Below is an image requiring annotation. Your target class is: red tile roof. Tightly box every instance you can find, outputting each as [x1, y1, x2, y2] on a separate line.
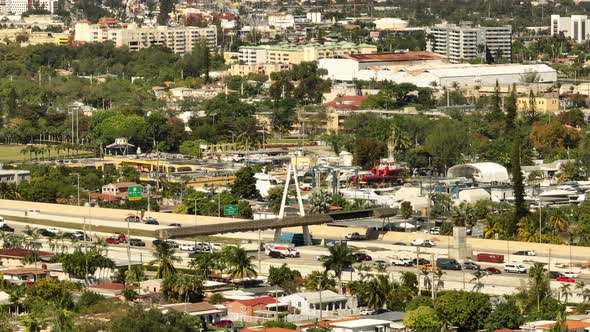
[230, 296, 277, 307]
[0, 248, 54, 259]
[90, 283, 138, 291]
[323, 95, 368, 110]
[2, 268, 49, 275]
[537, 321, 590, 330]
[348, 51, 442, 63]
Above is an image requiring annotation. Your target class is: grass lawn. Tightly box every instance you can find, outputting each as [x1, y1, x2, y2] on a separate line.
[0, 145, 93, 162]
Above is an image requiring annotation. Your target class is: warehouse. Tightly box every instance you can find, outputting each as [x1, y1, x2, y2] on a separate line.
[318, 59, 557, 88]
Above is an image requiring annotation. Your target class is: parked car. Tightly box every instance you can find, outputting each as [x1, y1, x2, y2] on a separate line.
[269, 250, 286, 259]
[210, 243, 222, 251]
[0, 223, 14, 232]
[37, 228, 56, 237]
[513, 250, 536, 256]
[374, 260, 387, 266]
[124, 215, 141, 223]
[412, 258, 430, 266]
[353, 253, 372, 262]
[562, 271, 579, 278]
[169, 223, 182, 228]
[504, 264, 527, 274]
[411, 239, 435, 247]
[143, 217, 159, 225]
[549, 271, 564, 279]
[213, 320, 233, 328]
[345, 232, 365, 241]
[129, 238, 146, 247]
[430, 227, 441, 235]
[179, 243, 196, 251]
[556, 276, 575, 283]
[462, 261, 481, 270]
[106, 234, 127, 244]
[391, 257, 412, 266]
[437, 258, 462, 270]
[485, 267, 502, 275]
[359, 309, 375, 316]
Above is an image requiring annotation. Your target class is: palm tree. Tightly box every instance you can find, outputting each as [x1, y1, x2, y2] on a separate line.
[471, 269, 486, 292]
[151, 242, 181, 279]
[421, 269, 431, 291]
[189, 252, 221, 279]
[559, 283, 573, 303]
[323, 243, 355, 291]
[95, 238, 109, 256]
[224, 246, 257, 280]
[389, 125, 411, 159]
[451, 202, 475, 227]
[528, 262, 550, 305]
[174, 273, 202, 303]
[366, 275, 390, 310]
[304, 271, 336, 291]
[434, 269, 445, 294]
[548, 213, 569, 234]
[308, 189, 331, 214]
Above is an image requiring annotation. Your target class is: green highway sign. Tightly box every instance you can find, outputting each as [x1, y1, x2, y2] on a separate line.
[128, 185, 142, 201]
[224, 204, 239, 217]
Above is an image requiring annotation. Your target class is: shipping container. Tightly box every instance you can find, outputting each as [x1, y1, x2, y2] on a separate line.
[475, 253, 504, 263]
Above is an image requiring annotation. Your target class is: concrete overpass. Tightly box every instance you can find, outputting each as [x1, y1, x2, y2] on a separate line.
[156, 208, 397, 239]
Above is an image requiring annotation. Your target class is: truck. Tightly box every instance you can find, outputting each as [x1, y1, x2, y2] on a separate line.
[410, 239, 435, 247]
[475, 253, 504, 263]
[265, 243, 300, 258]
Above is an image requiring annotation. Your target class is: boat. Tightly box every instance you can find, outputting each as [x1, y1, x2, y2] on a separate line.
[539, 186, 580, 203]
[350, 159, 406, 185]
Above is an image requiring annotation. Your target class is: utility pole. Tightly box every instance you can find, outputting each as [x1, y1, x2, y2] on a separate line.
[74, 173, 80, 206]
[147, 184, 151, 213]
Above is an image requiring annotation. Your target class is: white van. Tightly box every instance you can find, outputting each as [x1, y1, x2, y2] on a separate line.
[504, 264, 527, 274]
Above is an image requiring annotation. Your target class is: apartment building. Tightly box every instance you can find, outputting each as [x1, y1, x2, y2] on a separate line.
[516, 94, 560, 113]
[228, 63, 290, 76]
[5, 0, 57, 15]
[238, 42, 377, 65]
[74, 21, 217, 54]
[551, 15, 589, 43]
[426, 23, 512, 63]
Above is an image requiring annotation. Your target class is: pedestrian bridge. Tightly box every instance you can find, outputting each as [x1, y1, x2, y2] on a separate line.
[155, 208, 397, 239]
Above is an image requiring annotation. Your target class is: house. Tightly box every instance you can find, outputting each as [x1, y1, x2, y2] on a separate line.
[90, 182, 141, 202]
[160, 302, 225, 323]
[0, 248, 54, 268]
[323, 96, 368, 111]
[225, 296, 287, 321]
[140, 278, 163, 294]
[241, 328, 298, 332]
[88, 282, 138, 297]
[331, 319, 394, 332]
[0, 169, 30, 185]
[281, 290, 351, 317]
[1, 268, 50, 283]
[529, 320, 590, 332]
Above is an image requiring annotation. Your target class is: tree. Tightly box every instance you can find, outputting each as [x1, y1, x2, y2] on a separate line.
[400, 201, 413, 219]
[403, 306, 439, 332]
[406, 296, 434, 311]
[268, 264, 302, 293]
[424, 119, 469, 173]
[434, 291, 491, 331]
[528, 262, 551, 308]
[451, 202, 476, 227]
[189, 252, 221, 279]
[162, 273, 203, 303]
[151, 242, 181, 279]
[223, 246, 257, 280]
[485, 299, 523, 330]
[505, 86, 517, 133]
[471, 269, 487, 292]
[559, 283, 572, 303]
[323, 244, 354, 290]
[511, 138, 527, 235]
[489, 80, 504, 120]
[309, 189, 331, 214]
[110, 306, 202, 332]
[353, 138, 388, 169]
[231, 166, 259, 199]
[304, 271, 336, 291]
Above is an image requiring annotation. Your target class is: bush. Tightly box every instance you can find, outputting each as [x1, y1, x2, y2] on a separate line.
[76, 291, 105, 311]
[263, 321, 297, 330]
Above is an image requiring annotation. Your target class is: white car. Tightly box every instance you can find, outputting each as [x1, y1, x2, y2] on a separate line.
[562, 271, 579, 278]
[504, 264, 527, 274]
[179, 243, 196, 251]
[46, 228, 59, 234]
[210, 243, 222, 251]
[390, 257, 413, 266]
[411, 239, 435, 247]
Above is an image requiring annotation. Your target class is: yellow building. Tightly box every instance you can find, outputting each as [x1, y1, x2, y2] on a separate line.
[516, 95, 560, 113]
[228, 63, 290, 77]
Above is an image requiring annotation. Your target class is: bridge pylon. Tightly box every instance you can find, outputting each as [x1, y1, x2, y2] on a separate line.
[273, 163, 312, 245]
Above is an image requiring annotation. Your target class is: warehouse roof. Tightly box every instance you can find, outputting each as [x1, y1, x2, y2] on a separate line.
[348, 51, 442, 63]
[447, 162, 510, 183]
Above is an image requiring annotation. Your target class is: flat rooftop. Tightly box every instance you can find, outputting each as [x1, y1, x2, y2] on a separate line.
[348, 51, 442, 63]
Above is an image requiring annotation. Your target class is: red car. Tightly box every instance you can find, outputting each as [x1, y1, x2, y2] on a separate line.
[213, 320, 233, 328]
[106, 234, 127, 244]
[485, 267, 502, 275]
[556, 276, 575, 283]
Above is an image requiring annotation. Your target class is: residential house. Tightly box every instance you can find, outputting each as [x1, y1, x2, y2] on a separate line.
[88, 282, 138, 297]
[1, 268, 50, 283]
[516, 94, 560, 113]
[90, 182, 141, 202]
[225, 296, 287, 321]
[160, 302, 225, 323]
[521, 320, 590, 332]
[331, 319, 394, 332]
[0, 248, 54, 268]
[281, 290, 351, 317]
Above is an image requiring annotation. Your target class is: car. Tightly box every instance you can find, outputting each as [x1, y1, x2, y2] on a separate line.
[420, 263, 439, 272]
[316, 255, 328, 261]
[0, 224, 14, 232]
[169, 223, 182, 228]
[37, 228, 56, 237]
[411, 239, 435, 247]
[345, 232, 365, 241]
[124, 215, 140, 223]
[129, 238, 146, 247]
[513, 250, 536, 256]
[430, 227, 441, 235]
[269, 250, 286, 259]
[549, 271, 564, 279]
[556, 276, 576, 283]
[504, 264, 527, 274]
[412, 258, 430, 266]
[165, 240, 179, 248]
[195, 242, 211, 252]
[179, 243, 196, 251]
[359, 309, 375, 316]
[392, 242, 407, 246]
[462, 261, 481, 270]
[353, 253, 372, 262]
[46, 228, 59, 234]
[484, 267, 502, 275]
[72, 231, 90, 241]
[374, 260, 387, 266]
[562, 271, 579, 278]
[213, 320, 233, 328]
[437, 258, 462, 270]
[210, 243, 222, 251]
[143, 217, 159, 225]
[391, 257, 412, 266]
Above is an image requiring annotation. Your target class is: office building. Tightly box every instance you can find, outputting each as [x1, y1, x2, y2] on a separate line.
[74, 20, 217, 55]
[5, 0, 57, 15]
[426, 23, 512, 63]
[238, 42, 377, 65]
[550, 15, 589, 43]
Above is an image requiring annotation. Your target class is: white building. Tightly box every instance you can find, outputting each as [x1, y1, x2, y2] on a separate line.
[6, 0, 57, 15]
[373, 18, 409, 30]
[281, 290, 351, 317]
[268, 14, 295, 29]
[0, 169, 30, 184]
[74, 22, 217, 55]
[331, 319, 394, 332]
[319, 59, 557, 88]
[550, 14, 590, 43]
[307, 12, 322, 24]
[427, 23, 512, 63]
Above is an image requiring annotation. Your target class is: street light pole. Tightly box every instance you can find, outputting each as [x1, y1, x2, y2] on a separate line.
[147, 184, 151, 213]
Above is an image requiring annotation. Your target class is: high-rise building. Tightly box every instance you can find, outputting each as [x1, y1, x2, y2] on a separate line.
[74, 20, 217, 55]
[551, 15, 589, 43]
[426, 23, 512, 63]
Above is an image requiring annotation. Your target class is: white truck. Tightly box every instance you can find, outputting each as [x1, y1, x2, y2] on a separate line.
[265, 243, 300, 258]
[410, 239, 435, 247]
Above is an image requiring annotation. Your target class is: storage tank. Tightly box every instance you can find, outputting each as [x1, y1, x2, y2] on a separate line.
[339, 151, 353, 166]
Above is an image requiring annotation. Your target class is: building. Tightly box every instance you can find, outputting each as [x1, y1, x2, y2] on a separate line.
[228, 63, 290, 77]
[1, 268, 50, 283]
[516, 94, 560, 113]
[160, 302, 225, 323]
[88, 282, 139, 297]
[331, 319, 394, 332]
[225, 297, 285, 320]
[373, 18, 409, 30]
[551, 15, 590, 43]
[238, 42, 378, 65]
[427, 23, 512, 63]
[90, 182, 141, 202]
[268, 14, 295, 29]
[0, 169, 30, 184]
[332, 51, 443, 72]
[281, 290, 351, 317]
[74, 19, 217, 55]
[5, 0, 57, 15]
[0, 248, 54, 267]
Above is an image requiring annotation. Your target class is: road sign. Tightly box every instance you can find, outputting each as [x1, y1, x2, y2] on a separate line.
[128, 185, 142, 201]
[224, 204, 239, 217]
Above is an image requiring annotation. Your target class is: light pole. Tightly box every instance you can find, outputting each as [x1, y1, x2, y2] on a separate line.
[72, 173, 80, 206]
[188, 198, 198, 248]
[147, 184, 151, 213]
